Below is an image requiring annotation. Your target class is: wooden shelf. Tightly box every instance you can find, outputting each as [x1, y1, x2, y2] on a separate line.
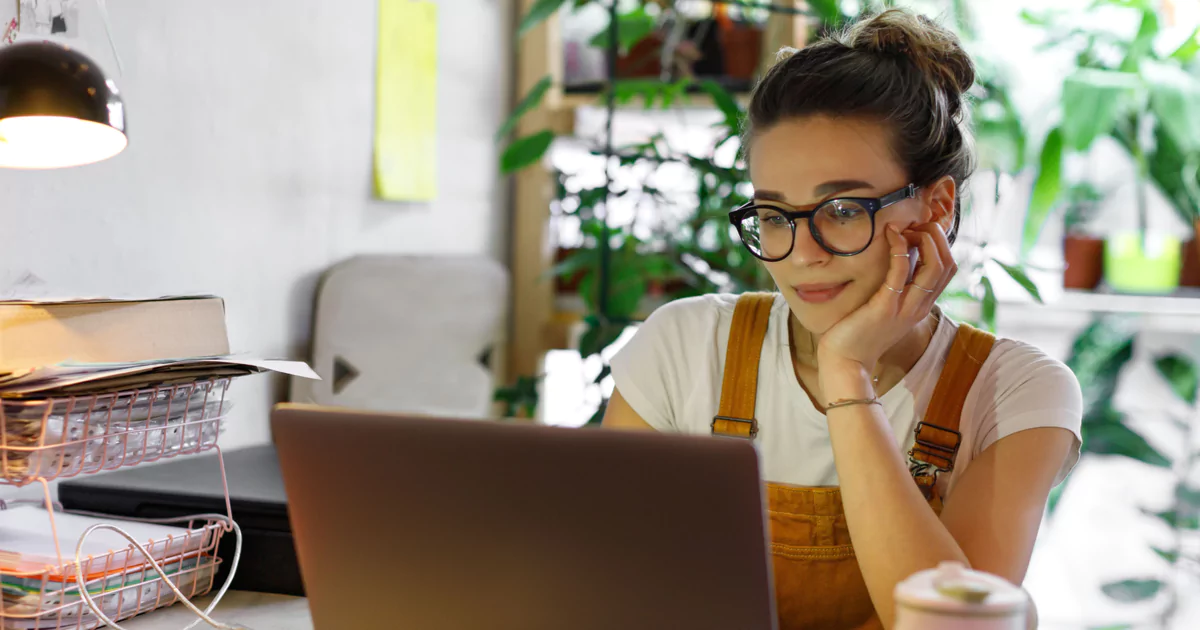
[547, 290, 1200, 350]
[558, 91, 751, 111]
[505, 1, 810, 387]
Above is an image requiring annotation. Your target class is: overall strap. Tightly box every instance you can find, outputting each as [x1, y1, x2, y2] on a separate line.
[909, 323, 996, 498]
[711, 293, 776, 439]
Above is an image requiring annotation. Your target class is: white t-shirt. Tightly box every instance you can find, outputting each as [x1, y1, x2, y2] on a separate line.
[610, 293, 1083, 498]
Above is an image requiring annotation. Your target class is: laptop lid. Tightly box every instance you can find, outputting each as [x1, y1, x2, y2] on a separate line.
[271, 403, 776, 630]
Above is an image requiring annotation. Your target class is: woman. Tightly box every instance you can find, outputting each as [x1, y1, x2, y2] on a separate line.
[603, 8, 1082, 630]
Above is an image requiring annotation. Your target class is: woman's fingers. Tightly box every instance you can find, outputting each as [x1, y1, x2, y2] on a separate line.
[882, 225, 913, 303]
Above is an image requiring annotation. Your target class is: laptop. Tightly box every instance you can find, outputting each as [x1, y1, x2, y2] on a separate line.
[271, 403, 777, 630]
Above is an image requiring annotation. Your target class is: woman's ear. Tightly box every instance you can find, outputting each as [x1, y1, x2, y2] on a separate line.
[924, 176, 957, 231]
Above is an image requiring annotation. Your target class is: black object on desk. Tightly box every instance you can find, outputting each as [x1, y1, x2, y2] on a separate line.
[58, 445, 303, 596]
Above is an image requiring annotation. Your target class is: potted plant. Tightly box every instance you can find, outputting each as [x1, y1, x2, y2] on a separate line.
[1061, 183, 1106, 290]
[1020, 4, 1200, 295]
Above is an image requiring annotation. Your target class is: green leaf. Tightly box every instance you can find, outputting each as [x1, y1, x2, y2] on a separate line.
[993, 260, 1044, 303]
[1153, 546, 1180, 563]
[1066, 317, 1135, 420]
[608, 273, 648, 319]
[1019, 9, 1052, 26]
[807, 0, 845, 26]
[1177, 484, 1200, 511]
[1100, 579, 1165, 603]
[588, 6, 657, 56]
[1023, 128, 1064, 255]
[493, 375, 541, 418]
[496, 76, 552, 143]
[699, 80, 743, 137]
[593, 364, 612, 385]
[611, 79, 664, 107]
[1170, 26, 1200, 64]
[1148, 508, 1200, 529]
[979, 276, 997, 333]
[1154, 354, 1198, 404]
[1119, 9, 1159, 73]
[1061, 69, 1140, 152]
[1083, 419, 1171, 467]
[518, 0, 570, 37]
[586, 398, 608, 426]
[1145, 62, 1200, 154]
[1046, 476, 1070, 516]
[549, 248, 595, 279]
[579, 317, 625, 357]
[660, 79, 692, 109]
[500, 130, 555, 174]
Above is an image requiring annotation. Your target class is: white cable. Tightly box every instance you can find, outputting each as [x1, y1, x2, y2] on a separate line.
[93, 0, 124, 75]
[72, 514, 253, 630]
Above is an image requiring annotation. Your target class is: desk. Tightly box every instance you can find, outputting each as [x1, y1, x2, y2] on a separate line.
[120, 591, 312, 630]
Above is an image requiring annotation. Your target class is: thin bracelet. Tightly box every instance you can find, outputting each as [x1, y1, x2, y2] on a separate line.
[824, 398, 882, 412]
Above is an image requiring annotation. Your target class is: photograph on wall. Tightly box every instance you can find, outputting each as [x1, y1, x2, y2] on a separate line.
[2, 1, 17, 45]
[18, 0, 79, 38]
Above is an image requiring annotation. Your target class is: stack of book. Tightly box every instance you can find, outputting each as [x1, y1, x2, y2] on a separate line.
[0, 294, 316, 628]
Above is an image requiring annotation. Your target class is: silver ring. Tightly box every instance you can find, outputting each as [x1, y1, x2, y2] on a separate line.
[891, 253, 910, 258]
[911, 283, 934, 293]
[884, 284, 904, 294]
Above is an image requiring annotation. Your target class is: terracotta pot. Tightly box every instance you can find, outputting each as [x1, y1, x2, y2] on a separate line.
[1181, 220, 1200, 287]
[614, 33, 664, 79]
[553, 247, 586, 294]
[720, 25, 763, 80]
[1063, 235, 1104, 290]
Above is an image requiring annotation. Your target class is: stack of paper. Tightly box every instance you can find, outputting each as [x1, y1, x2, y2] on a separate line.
[0, 506, 209, 576]
[0, 355, 318, 398]
[0, 507, 218, 625]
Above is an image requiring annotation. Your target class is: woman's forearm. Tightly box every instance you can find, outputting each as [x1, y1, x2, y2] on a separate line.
[821, 362, 969, 629]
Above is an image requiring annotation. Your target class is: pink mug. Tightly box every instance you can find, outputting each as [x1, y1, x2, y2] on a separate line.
[894, 562, 1028, 630]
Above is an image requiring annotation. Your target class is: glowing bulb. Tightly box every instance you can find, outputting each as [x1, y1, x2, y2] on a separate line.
[0, 116, 128, 169]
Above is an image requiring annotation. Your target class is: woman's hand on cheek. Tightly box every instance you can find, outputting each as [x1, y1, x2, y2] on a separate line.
[815, 221, 956, 387]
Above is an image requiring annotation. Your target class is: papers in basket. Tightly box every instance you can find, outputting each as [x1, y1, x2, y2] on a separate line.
[0, 356, 319, 397]
[0, 507, 210, 577]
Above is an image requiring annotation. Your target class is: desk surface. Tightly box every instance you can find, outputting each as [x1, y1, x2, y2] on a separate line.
[120, 591, 312, 630]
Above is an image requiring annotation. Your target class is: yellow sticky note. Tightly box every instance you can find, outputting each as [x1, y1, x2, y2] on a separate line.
[374, 0, 438, 201]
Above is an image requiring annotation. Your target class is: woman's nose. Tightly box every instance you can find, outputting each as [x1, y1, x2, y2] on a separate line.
[787, 221, 832, 266]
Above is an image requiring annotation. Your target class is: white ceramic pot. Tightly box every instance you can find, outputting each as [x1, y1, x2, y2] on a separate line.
[894, 562, 1027, 630]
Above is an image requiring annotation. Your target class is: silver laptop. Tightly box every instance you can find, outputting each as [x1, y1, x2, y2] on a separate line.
[271, 403, 776, 630]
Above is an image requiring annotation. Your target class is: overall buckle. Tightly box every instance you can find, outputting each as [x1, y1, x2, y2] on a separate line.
[912, 422, 961, 471]
[711, 416, 758, 439]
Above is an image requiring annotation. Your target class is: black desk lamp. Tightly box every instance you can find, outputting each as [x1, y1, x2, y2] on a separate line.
[0, 41, 126, 169]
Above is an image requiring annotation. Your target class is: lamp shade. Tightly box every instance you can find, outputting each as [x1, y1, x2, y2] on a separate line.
[0, 41, 127, 169]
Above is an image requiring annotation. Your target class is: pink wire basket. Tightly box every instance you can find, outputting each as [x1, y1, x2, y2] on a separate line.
[0, 514, 225, 629]
[0, 379, 231, 486]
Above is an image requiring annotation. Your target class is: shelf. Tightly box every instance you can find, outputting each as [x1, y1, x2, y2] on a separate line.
[559, 80, 753, 111]
[550, 290, 1200, 348]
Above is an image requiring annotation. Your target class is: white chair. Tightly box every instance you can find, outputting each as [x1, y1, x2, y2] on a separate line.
[289, 255, 509, 418]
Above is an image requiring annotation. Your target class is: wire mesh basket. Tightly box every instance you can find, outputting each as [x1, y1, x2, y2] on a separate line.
[0, 514, 224, 629]
[0, 379, 231, 486]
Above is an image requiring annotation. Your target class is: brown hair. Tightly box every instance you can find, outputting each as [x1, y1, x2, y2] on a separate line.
[745, 8, 976, 243]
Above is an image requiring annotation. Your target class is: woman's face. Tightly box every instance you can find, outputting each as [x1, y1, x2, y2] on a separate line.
[747, 115, 949, 335]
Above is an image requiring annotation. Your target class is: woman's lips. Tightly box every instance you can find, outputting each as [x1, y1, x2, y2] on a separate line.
[792, 281, 849, 304]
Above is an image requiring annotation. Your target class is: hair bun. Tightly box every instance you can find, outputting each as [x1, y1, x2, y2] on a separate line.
[845, 8, 975, 100]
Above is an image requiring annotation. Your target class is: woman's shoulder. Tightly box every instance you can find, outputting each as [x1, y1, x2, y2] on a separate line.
[641, 292, 757, 331]
[963, 325, 1083, 419]
[986, 334, 1079, 388]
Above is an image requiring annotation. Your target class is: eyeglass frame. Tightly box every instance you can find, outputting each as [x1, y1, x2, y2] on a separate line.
[728, 183, 919, 260]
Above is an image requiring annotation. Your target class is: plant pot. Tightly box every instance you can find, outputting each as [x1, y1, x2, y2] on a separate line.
[1103, 232, 1183, 294]
[614, 33, 664, 79]
[719, 25, 763, 80]
[1063, 234, 1105, 290]
[553, 247, 586, 294]
[1180, 219, 1200, 287]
